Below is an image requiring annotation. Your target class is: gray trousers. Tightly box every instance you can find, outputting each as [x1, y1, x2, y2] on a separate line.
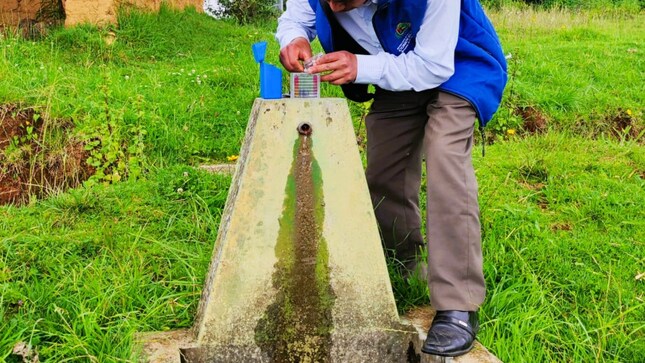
[365, 89, 485, 311]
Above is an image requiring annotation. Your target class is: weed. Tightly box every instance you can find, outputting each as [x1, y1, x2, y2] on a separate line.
[387, 248, 430, 314]
[80, 76, 147, 186]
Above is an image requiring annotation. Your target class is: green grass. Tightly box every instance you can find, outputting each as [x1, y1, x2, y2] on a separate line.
[0, 6, 277, 166]
[488, 7, 644, 136]
[0, 166, 229, 362]
[477, 133, 644, 362]
[1, 5, 644, 363]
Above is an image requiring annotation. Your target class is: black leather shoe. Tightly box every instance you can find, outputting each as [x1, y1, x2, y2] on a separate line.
[421, 310, 479, 357]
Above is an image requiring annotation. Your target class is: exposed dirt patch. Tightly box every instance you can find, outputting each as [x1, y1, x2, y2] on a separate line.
[609, 108, 642, 141]
[516, 106, 548, 134]
[551, 222, 572, 232]
[0, 104, 94, 205]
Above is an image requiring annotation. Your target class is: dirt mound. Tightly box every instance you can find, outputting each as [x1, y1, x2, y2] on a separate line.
[516, 106, 548, 134]
[0, 104, 94, 205]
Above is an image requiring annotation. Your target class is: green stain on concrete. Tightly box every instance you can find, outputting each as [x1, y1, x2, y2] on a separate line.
[254, 135, 336, 362]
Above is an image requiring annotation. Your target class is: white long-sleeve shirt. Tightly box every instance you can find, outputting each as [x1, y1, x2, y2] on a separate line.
[275, 0, 460, 92]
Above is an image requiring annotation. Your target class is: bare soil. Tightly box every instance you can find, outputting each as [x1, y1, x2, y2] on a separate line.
[516, 106, 548, 134]
[0, 104, 93, 205]
[609, 108, 641, 140]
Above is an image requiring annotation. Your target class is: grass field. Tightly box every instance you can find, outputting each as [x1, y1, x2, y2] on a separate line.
[1, 4, 643, 363]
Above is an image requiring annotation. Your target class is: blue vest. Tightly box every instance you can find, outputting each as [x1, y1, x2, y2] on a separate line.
[307, 0, 507, 125]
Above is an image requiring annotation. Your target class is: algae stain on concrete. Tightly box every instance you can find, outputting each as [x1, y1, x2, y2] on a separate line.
[254, 134, 335, 362]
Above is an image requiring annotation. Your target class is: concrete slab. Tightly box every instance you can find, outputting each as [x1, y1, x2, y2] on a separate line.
[198, 164, 236, 175]
[136, 329, 196, 363]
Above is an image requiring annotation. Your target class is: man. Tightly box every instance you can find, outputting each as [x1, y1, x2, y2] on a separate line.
[276, 0, 507, 357]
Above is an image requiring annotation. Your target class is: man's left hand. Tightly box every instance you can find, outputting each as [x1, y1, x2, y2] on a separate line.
[307, 51, 357, 85]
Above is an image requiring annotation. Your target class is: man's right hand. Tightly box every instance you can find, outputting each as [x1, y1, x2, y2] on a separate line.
[279, 37, 313, 73]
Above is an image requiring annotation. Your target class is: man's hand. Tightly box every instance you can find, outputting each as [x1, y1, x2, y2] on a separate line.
[279, 37, 313, 72]
[307, 51, 357, 85]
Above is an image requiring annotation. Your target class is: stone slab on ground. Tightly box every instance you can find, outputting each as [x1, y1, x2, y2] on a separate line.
[199, 163, 236, 175]
[136, 329, 196, 363]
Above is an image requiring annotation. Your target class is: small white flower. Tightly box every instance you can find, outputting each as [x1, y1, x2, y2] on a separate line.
[124, 75, 130, 80]
[183, 172, 189, 177]
[177, 188, 184, 194]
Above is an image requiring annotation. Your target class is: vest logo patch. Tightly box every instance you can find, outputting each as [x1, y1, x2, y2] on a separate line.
[396, 33, 413, 53]
[395, 22, 411, 38]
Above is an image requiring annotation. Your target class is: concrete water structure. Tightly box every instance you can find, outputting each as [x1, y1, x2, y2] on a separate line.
[138, 98, 502, 363]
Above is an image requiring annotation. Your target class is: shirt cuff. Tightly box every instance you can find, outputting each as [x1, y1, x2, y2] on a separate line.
[276, 30, 311, 49]
[355, 54, 385, 85]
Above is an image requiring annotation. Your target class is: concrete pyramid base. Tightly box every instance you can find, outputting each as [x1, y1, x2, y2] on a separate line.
[137, 306, 501, 363]
[136, 99, 501, 363]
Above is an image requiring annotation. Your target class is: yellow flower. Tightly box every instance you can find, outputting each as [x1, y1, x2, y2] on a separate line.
[227, 155, 239, 162]
[507, 128, 516, 135]
[626, 109, 632, 116]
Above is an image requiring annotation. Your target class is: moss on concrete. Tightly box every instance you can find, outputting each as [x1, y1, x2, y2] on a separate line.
[254, 135, 336, 362]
